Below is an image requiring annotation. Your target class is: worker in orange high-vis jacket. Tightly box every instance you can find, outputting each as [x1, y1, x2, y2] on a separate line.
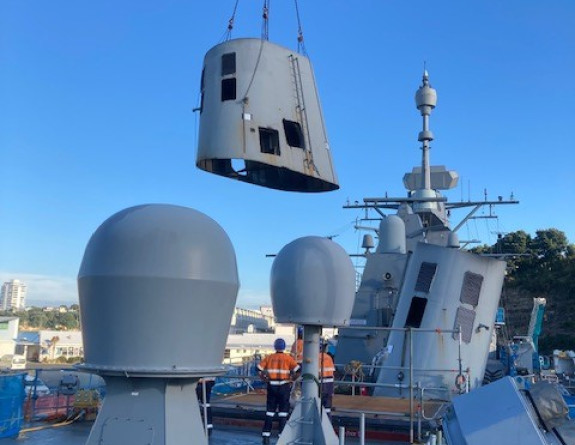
[290, 326, 303, 364]
[257, 338, 300, 444]
[319, 342, 336, 418]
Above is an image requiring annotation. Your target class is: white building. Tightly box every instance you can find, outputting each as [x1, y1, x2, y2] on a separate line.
[230, 307, 274, 334]
[0, 316, 20, 357]
[224, 332, 296, 365]
[1, 279, 27, 311]
[38, 330, 83, 362]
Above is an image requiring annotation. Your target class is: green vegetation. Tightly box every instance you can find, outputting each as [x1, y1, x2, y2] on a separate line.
[0, 306, 80, 330]
[472, 228, 575, 354]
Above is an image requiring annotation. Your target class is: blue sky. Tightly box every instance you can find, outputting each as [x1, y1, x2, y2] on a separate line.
[1, 1, 574, 308]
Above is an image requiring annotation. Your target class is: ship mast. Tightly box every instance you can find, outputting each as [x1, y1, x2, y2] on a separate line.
[416, 69, 436, 194]
[343, 70, 518, 247]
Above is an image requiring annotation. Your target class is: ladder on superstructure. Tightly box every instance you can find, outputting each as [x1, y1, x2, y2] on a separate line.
[289, 54, 317, 176]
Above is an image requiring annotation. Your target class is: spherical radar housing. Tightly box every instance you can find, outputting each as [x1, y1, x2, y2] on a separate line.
[78, 204, 239, 376]
[271, 236, 355, 326]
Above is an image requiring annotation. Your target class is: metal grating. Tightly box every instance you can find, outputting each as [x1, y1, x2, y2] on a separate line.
[414, 262, 437, 293]
[460, 272, 483, 306]
[452, 306, 476, 343]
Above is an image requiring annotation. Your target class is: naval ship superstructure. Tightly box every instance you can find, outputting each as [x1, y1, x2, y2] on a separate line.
[335, 71, 519, 398]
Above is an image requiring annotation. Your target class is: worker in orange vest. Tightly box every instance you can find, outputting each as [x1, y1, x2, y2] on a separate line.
[290, 326, 303, 364]
[257, 338, 300, 444]
[319, 342, 336, 417]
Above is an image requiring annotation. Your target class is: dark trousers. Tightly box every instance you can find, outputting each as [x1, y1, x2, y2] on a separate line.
[321, 382, 334, 417]
[262, 383, 291, 437]
[196, 380, 215, 432]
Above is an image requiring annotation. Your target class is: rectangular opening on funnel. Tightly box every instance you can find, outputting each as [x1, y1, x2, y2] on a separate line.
[221, 53, 236, 76]
[405, 296, 428, 328]
[221, 78, 236, 101]
[283, 119, 306, 149]
[259, 128, 280, 155]
[415, 262, 437, 293]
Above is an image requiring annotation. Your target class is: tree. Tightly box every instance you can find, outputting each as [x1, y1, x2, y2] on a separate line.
[532, 228, 570, 260]
[49, 336, 60, 360]
[28, 310, 48, 329]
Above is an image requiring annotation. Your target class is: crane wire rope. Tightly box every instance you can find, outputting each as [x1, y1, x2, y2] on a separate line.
[219, 0, 240, 43]
[261, 0, 270, 41]
[294, 0, 307, 55]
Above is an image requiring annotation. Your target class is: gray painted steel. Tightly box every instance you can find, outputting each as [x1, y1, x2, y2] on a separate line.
[374, 243, 505, 397]
[376, 216, 406, 254]
[270, 236, 355, 326]
[197, 38, 338, 192]
[78, 204, 239, 445]
[277, 325, 339, 445]
[335, 72, 511, 402]
[442, 377, 574, 445]
[271, 237, 354, 445]
[78, 204, 239, 375]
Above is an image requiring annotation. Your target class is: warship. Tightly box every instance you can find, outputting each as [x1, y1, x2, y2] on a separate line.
[3, 3, 575, 445]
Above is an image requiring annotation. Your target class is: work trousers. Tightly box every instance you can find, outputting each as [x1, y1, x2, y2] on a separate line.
[262, 383, 291, 437]
[321, 381, 334, 417]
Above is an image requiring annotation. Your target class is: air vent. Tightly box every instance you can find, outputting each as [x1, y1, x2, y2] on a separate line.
[460, 271, 483, 306]
[453, 306, 476, 343]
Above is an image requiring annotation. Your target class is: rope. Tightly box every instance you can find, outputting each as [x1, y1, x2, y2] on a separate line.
[224, 0, 240, 41]
[218, 0, 240, 42]
[343, 360, 365, 381]
[294, 0, 307, 55]
[261, 0, 270, 41]
[301, 373, 321, 392]
[20, 410, 85, 433]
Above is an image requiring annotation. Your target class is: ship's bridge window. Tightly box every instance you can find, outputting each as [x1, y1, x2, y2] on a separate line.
[415, 262, 437, 293]
[221, 52, 236, 76]
[259, 127, 280, 155]
[405, 296, 428, 328]
[221, 78, 236, 101]
[283, 119, 305, 149]
[460, 272, 483, 306]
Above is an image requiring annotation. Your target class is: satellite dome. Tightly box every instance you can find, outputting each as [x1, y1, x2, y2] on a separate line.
[270, 236, 355, 326]
[78, 204, 239, 376]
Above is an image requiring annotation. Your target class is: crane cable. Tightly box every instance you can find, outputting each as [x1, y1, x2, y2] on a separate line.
[223, 0, 307, 54]
[261, 0, 270, 41]
[294, 0, 307, 55]
[221, 0, 240, 42]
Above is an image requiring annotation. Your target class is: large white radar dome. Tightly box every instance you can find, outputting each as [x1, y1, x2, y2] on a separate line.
[78, 204, 239, 376]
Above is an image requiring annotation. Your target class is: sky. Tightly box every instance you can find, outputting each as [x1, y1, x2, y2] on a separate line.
[1, 1, 574, 308]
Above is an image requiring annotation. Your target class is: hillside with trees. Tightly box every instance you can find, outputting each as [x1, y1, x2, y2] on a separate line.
[0, 305, 80, 330]
[473, 228, 575, 354]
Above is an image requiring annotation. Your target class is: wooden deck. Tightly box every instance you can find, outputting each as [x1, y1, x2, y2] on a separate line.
[212, 391, 445, 420]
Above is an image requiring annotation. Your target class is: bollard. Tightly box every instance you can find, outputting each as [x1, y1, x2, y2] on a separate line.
[338, 426, 346, 445]
[359, 412, 365, 445]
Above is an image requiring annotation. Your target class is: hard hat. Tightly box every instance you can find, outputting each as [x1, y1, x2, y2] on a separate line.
[274, 338, 286, 351]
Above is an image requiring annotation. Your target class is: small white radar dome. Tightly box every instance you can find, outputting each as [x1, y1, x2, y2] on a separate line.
[270, 236, 355, 326]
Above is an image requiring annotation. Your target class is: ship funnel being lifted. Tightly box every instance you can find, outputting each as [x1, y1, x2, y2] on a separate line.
[196, 38, 339, 192]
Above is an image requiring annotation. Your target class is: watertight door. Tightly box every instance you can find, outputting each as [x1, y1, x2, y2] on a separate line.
[196, 38, 339, 192]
